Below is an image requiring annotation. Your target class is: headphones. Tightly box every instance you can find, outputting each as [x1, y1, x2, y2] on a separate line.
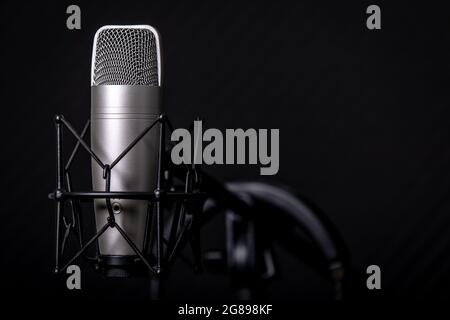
[202, 181, 346, 300]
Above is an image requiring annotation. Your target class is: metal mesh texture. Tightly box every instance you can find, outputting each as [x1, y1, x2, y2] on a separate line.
[93, 27, 158, 86]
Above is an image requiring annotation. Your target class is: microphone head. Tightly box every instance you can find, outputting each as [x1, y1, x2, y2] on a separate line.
[91, 25, 161, 86]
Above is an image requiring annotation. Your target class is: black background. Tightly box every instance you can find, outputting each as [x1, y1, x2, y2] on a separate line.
[1, 0, 450, 302]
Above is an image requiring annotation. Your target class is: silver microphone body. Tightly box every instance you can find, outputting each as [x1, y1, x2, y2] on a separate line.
[90, 26, 162, 261]
[91, 86, 160, 256]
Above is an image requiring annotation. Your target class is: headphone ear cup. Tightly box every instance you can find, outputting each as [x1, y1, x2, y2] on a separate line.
[224, 181, 346, 299]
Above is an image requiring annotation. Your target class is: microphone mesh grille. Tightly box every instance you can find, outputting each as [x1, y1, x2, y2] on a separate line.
[93, 28, 158, 86]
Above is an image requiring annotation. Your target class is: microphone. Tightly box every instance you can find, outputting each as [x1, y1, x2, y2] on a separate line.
[90, 25, 162, 274]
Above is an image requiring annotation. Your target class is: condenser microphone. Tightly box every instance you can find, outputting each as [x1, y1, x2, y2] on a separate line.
[90, 25, 162, 274]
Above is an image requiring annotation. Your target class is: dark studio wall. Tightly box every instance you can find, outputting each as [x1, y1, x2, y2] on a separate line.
[1, 0, 450, 302]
